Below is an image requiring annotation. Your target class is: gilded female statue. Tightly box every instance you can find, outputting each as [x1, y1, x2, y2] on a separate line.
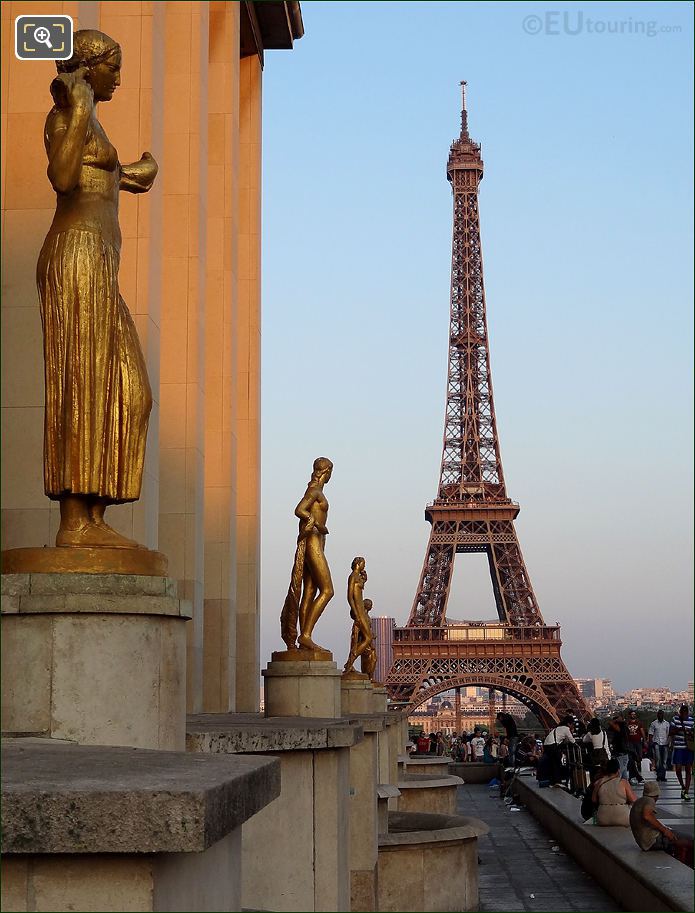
[38, 30, 158, 548]
[343, 557, 374, 675]
[280, 457, 335, 653]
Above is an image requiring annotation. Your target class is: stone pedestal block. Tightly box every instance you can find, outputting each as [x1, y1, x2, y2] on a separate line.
[187, 714, 362, 912]
[1, 573, 191, 750]
[396, 774, 465, 815]
[371, 686, 388, 712]
[263, 659, 342, 719]
[378, 812, 489, 913]
[340, 677, 374, 715]
[345, 718, 380, 912]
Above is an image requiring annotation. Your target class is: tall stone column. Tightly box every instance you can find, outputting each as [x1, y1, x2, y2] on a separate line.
[157, 1, 209, 714]
[235, 52, 262, 712]
[202, 0, 240, 712]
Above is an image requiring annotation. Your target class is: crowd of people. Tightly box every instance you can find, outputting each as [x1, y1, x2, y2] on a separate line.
[408, 712, 540, 768]
[542, 704, 694, 868]
[408, 703, 694, 869]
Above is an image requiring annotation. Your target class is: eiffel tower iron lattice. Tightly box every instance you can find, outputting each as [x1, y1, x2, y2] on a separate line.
[385, 84, 589, 727]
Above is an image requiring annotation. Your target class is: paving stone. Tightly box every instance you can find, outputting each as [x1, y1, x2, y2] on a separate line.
[459, 784, 622, 913]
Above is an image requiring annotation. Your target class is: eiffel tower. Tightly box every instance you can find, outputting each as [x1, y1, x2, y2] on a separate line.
[385, 84, 589, 727]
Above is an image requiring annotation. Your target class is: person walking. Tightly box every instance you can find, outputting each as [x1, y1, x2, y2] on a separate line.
[496, 712, 519, 766]
[670, 704, 694, 801]
[471, 729, 485, 761]
[608, 713, 631, 781]
[648, 710, 671, 783]
[626, 710, 645, 783]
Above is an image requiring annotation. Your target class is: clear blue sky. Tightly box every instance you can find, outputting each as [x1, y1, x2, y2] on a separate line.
[259, 1, 694, 694]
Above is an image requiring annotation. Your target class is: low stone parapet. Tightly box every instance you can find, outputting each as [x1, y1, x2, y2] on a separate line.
[1, 739, 280, 912]
[448, 760, 501, 783]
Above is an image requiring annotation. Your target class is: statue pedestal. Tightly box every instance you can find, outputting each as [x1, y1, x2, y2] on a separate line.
[371, 685, 388, 712]
[1, 572, 190, 750]
[263, 658, 342, 719]
[340, 675, 375, 715]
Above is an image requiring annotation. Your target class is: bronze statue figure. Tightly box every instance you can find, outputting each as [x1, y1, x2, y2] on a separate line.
[38, 30, 158, 549]
[359, 598, 378, 679]
[343, 557, 374, 676]
[280, 457, 335, 653]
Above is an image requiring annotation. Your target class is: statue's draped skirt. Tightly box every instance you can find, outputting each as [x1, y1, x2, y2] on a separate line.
[37, 229, 152, 502]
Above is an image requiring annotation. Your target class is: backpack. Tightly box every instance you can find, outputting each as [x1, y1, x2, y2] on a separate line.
[580, 788, 595, 822]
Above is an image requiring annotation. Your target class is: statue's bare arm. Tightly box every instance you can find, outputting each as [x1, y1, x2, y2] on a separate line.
[120, 153, 158, 193]
[295, 485, 328, 535]
[46, 71, 93, 194]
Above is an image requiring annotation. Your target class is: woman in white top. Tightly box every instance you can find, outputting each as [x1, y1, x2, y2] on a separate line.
[583, 717, 611, 772]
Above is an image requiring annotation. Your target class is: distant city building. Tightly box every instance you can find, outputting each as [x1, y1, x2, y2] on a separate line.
[574, 678, 613, 706]
[688, 681, 694, 706]
[408, 690, 528, 735]
[371, 616, 395, 684]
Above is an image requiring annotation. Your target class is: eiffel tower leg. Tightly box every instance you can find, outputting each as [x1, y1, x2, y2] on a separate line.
[488, 523, 542, 626]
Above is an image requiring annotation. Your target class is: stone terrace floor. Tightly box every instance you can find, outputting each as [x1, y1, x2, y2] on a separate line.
[459, 783, 621, 912]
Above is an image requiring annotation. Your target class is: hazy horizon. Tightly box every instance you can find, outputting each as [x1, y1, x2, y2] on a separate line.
[259, 1, 694, 695]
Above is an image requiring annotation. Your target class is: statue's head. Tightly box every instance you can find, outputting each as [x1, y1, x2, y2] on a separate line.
[351, 556, 365, 571]
[57, 30, 121, 102]
[363, 598, 373, 613]
[311, 456, 333, 483]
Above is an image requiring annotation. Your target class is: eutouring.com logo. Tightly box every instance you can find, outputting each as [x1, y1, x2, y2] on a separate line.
[522, 11, 682, 38]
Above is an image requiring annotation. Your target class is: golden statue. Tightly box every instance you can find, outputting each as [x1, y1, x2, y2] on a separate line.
[359, 599, 378, 679]
[280, 457, 335, 654]
[37, 30, 157, 549]
[343, 557, 375, 676]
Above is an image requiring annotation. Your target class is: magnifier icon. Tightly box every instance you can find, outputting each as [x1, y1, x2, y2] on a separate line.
[34, 26, 53, 49]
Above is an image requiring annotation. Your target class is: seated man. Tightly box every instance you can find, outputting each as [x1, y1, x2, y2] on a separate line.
[629, 782, 693, 869]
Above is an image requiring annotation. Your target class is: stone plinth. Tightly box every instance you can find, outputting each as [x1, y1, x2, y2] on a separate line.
[1, 573, 190, 750]
[187, 713, 363, 913]
[1, 740, 280, 913]
[263, 659, 342, 719]
[340, 676, 374, 715]
[371, 685, 388, 712]
[405, 755, 451, 777]
[378, 812, 489, 913]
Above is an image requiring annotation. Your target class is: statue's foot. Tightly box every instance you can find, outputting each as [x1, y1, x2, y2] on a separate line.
[56, 521, 140, 549]
[297, 634, 327, 652]
[282, 638, 297, 651]
[91, 518, 142, 548]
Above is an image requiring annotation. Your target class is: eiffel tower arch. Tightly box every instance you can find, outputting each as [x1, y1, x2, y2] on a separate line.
[385, 84, 589, 726]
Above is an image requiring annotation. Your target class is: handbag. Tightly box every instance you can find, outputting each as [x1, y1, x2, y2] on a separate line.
[678, 719, 695, 752]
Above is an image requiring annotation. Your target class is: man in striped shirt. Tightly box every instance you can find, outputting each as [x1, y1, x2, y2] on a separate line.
[670, 703, 694, 801]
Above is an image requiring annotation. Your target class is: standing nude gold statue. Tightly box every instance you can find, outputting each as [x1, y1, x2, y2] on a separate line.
[359, 599, 378, 679]
[343, 557, 374, 676]
[38, 30, 157, 548]
[280, 457, 334, 653]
